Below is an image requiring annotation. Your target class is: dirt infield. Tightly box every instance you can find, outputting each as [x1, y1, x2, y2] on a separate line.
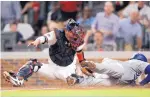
[2, 77, 150, 90]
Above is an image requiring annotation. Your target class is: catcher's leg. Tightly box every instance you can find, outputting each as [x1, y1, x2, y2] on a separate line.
[38, 58, 76, 81]
[55, 62, 76, 81]
[38, 63, 76, 81]
[37, 63, 56, 79]
[3, 59, 42, 86]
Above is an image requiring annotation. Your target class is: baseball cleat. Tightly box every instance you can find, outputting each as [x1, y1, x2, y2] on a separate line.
[3, 71, 11, 82]
[3, 71, 24, 86]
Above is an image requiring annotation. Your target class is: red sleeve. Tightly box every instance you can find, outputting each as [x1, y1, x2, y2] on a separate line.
[76, 50, 85, 63]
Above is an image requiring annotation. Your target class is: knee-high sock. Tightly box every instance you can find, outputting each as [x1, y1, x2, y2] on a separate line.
[140, 65, 150, 86]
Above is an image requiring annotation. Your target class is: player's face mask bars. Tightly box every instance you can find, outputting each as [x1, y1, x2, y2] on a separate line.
[67, 25, 85, 50]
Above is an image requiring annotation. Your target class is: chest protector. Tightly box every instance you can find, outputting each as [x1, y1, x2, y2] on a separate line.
[49, 30, 76, 66]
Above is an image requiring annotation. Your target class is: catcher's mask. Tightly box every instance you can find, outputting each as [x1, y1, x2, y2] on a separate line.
[66, 19, 85, 50]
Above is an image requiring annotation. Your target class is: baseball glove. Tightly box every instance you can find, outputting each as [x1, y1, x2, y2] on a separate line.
[80, 61, 96, 76]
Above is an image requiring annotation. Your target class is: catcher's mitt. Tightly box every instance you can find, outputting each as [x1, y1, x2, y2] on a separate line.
[80, 61, 96, 76]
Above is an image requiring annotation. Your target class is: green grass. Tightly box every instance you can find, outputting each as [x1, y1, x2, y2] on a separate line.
[1, 88, 150, 97]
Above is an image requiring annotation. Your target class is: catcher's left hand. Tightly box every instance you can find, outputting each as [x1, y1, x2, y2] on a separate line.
[80, 61, 96, 76]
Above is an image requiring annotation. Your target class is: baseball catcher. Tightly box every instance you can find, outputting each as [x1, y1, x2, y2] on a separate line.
[3, 19, 94, 86]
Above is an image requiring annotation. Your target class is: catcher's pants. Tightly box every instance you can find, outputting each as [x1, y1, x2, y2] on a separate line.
[95, 58, 124, 79]
[38, 57, 77, 81]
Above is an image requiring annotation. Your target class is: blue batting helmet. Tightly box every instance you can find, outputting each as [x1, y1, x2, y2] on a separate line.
[131, 53, 148, 62]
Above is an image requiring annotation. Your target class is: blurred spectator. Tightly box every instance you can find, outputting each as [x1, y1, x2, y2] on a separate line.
[47, 2, 64, 32]
[86, 31, 114, 51]
[47, 2, 62, 22]
[20, 1, 29, 23]
[40, 25, 48, 36]
[48, 21, 64, 31]
[20, 1, 29, 11]
[116, 10, 142, 51]
[59, 1, 82, 21]
[1, 1, 21, 29]
[20, 2, 29, 16]
[21, 1, 40, 25]
[86, 31, 103, 51]
[39, 1, 47, 23]
[123, 1, 150, 29]
[89, 1, 106, 16]
[115, 1, 129, 21]
[77, 6, 95, 29]
[91, 1, 119, 49]
[21, 1, 42, 36]
[123, 1, 150, 20]
[115, 1, 129, 12]
[117, 10, 124, 21]
[9, 22, 24, 44]
[123, 1, 150, 50]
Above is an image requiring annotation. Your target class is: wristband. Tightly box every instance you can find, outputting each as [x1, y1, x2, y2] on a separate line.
[77, 51, 85, 63]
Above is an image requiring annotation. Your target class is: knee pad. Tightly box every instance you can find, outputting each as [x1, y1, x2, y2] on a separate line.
[17, 59, 43, 80]
[17, 66, 32, 81]
[32, 65, 42, 72]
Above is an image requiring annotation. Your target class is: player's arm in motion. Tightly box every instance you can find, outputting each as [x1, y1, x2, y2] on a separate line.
[76, 48, 86, 76]
[76, 45, 96, 77]
[29, 30, 57, 47]
[140, 65, 150, 86]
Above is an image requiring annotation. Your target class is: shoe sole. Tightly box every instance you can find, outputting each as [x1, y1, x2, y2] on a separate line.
[3, 71, 11, 83]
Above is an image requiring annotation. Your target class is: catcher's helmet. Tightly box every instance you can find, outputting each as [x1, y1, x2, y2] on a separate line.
[65, 19, 85, 50]
[131, 53, 147, 62]
[66, 19, 79, 31]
